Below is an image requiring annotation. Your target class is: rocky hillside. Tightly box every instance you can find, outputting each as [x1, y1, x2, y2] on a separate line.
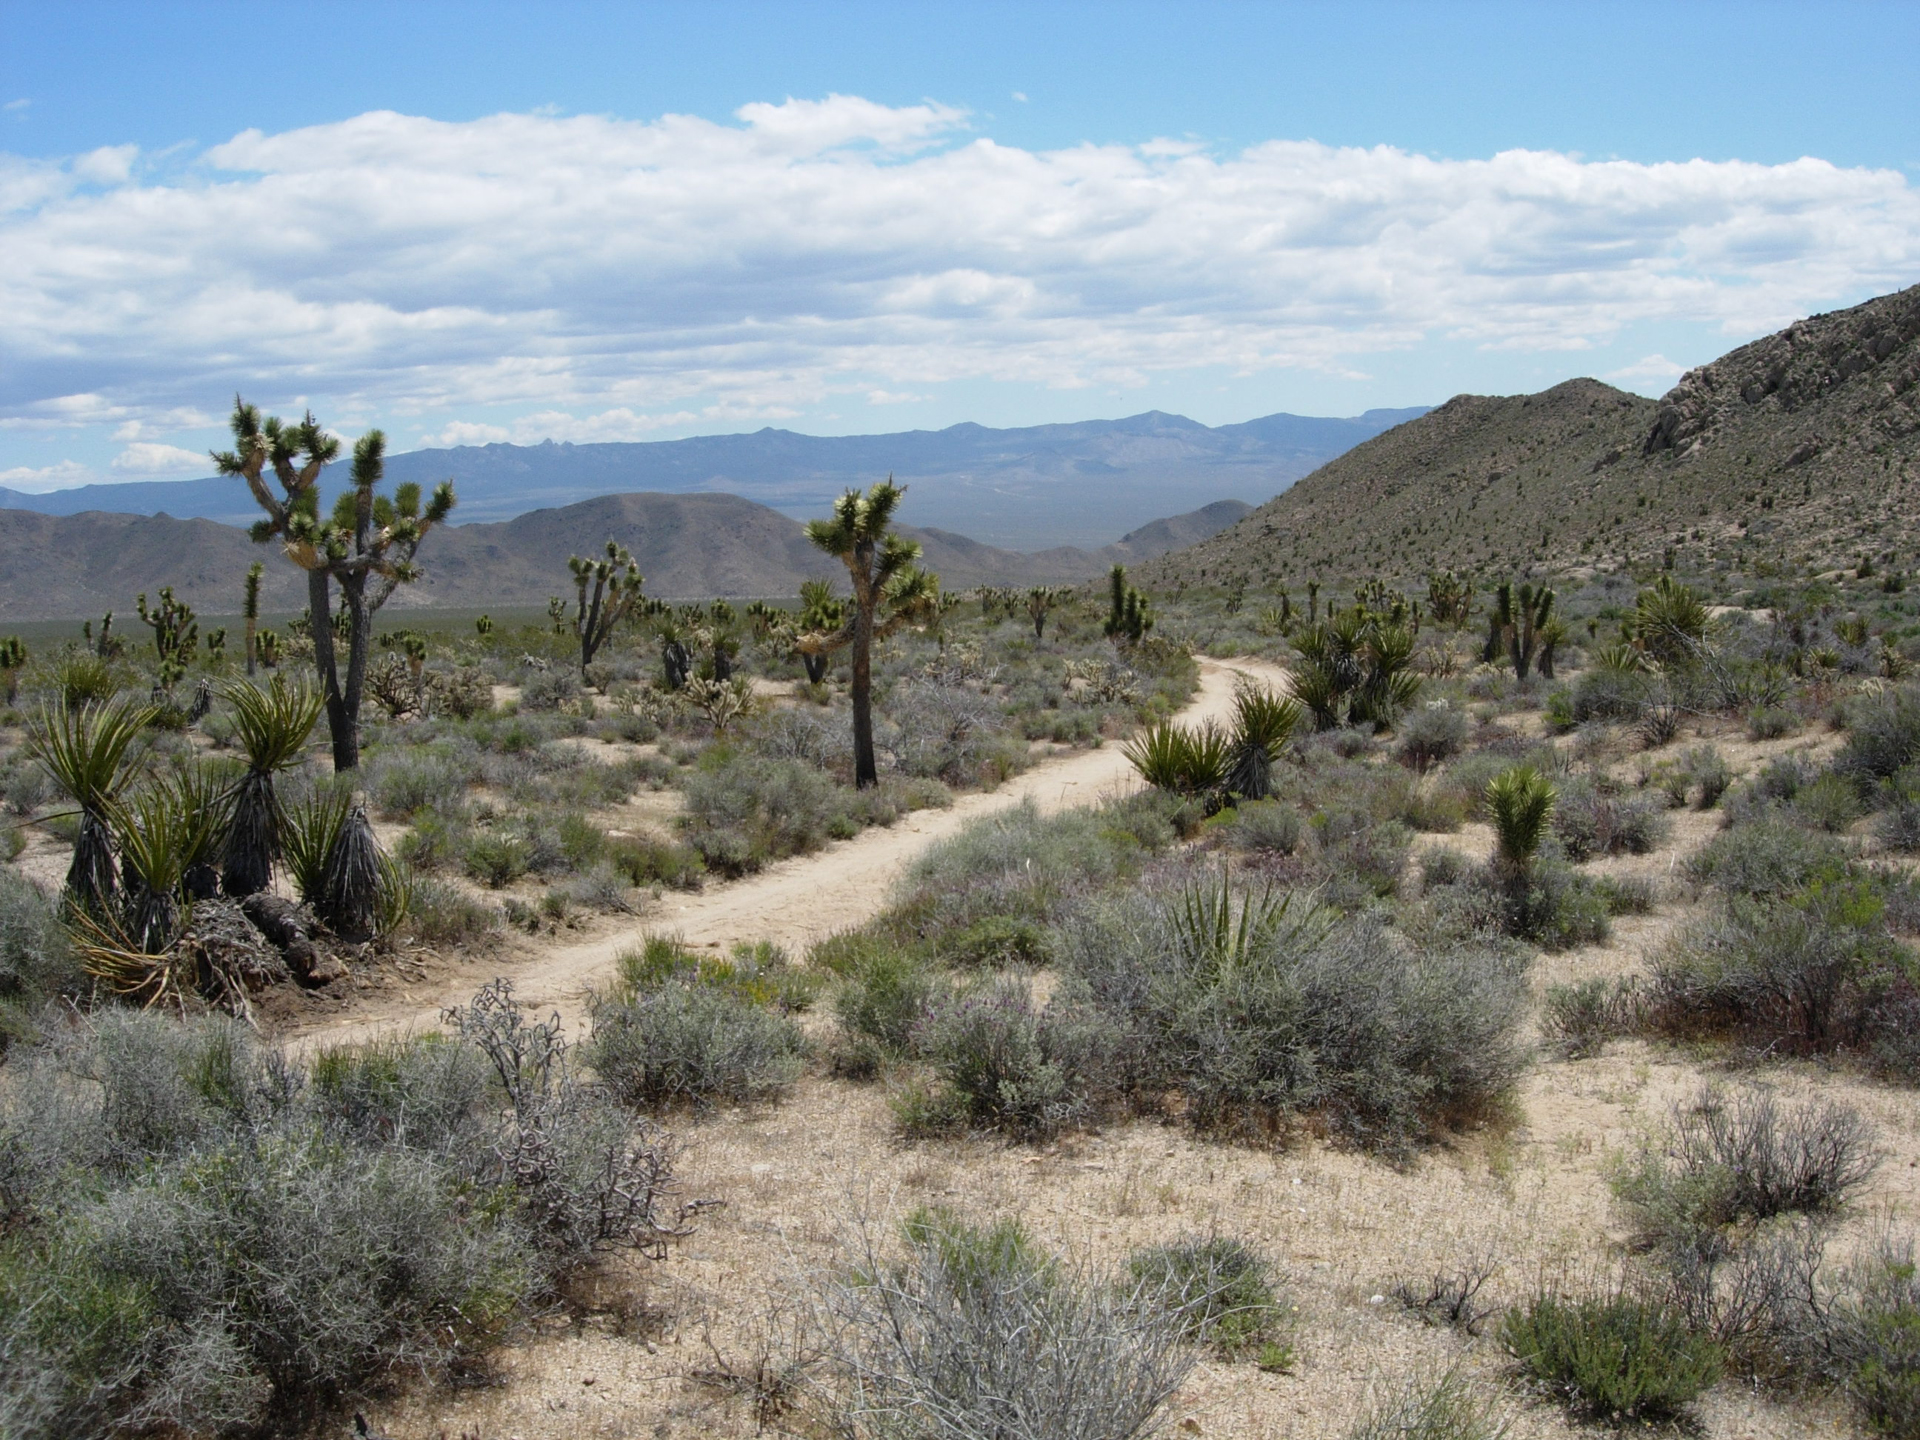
[0, 491, 1246, 622]
[1148, 283, 1920, 588]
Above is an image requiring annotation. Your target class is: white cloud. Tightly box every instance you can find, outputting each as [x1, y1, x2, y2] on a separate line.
[866, 388, 931, 404]
[420, 420, 510, 447]
[0, 459, 92, 492]
[111, 441, 208, 474]
[0, 99, 1915, 441]
[3, 100, 27, 114]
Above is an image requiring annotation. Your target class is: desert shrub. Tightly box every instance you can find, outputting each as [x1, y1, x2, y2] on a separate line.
[822, 1212, 1193, 1440]
[1226, 799, 1305, 854]
[829, 938, 939, 1074]
[1747, 706, 1798, 741]
[1835, 685, 1920, 787]
[681, 751, 847, 873]
[518, 668, 579, 712]
[394, 809, 468, 872]
[1551, 777, 1670, 861]
[1128, 1236, 1282, 1352]
[1795, 771, 1865, 833]
[1398, 701, 1470, 770]
[1393, 1256, 1499, 1336]
[1419, 846, 1471, 889]
[0, 871, 75, 1021]
[1876, 764, 1920, 853]
[887, 794, 1175, 942]
[1345, 1369, 1512, 1440]
[1614, 1086, 1878, 1253]
[937, 914, 1051, 969]
[463, 828, 531, 888]
[1543, 977, 1644, 1058]
[1569, 666, 1656, 724]
[405, 877, 502, 947]
[1688, 819, 1849, 896]
[1682, 746, 1733, 809]
[604, 833, 705, 890]
[1502, 1290, 1722, 1423]
[587, 968, 806, 1109]
[0, 997, 679, 1434]
[1825, 1231, 1920, 1436]
[1306, 810, 1412, 907]
[888, 680, 1020, 788]
[1648, 880, 1914, 1060]
[1503, 861, 1612, 950]
[906, 978, 1113, 1139]
[1059, 884, 1530, 1155]
[1595, 873, 1659, 915]
[365, 748, 474, 820]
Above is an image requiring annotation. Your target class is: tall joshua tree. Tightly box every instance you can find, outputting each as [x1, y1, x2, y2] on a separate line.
[569, 540, 645, 680]
[798, 479, 940, 788]
[213, 398, 454, 771]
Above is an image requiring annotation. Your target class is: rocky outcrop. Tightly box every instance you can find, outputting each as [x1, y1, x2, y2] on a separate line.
[1645, 283, 1920, 456]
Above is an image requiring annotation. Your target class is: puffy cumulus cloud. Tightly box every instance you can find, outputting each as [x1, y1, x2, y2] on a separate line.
[1606, 353, 1690, 392]
[2, 99, 1918, 435]
[111, 441, 208, 473]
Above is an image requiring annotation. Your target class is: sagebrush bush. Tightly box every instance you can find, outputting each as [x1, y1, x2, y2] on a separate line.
[0, 870, 74, 1025]
[405, 876, 502, 947]
[1835, 685, 1920, 787]
[1059, 887, 1530, 1155]
[1688, 819, 1849, 896]
[588, 966, 806, 1108]
[1551, 776, 1670, 862]
[0, 996, 679, 1434]
[1543, 977, 1643, 1058]
[1344, 1370, 1512, 1440]
[680, 751, 848, 873]
[823, 1211, 1193, 1440]
[1398, 701, 1469, 770]
[1500, 1290, 1723, 1422]
[906, 977, 1113, 1139]
[1227, 798, 1305, 854]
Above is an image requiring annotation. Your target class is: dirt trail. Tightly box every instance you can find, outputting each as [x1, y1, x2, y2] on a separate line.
[289, 655, 1289, 1055]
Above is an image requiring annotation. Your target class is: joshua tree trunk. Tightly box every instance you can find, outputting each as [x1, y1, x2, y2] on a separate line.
[849, 597, 878, 787]
[307, 571, 358, 772]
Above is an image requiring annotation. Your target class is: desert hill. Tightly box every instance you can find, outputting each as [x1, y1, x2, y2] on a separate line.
[1148, 283, 1920, 587]
[0, 491, 1248, 622]
[0, 408, 1420, 550]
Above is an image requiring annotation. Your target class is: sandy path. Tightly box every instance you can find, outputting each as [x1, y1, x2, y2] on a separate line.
[289, 655, 1289, 1054]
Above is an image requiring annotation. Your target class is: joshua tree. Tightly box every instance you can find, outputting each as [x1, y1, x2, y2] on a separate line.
[0, 637, 24, 706]
[26, 696, 154, 917]
[1104, 565, 1153, 646]
[135, 586, 199, 693]
[653, 605, 696, 690]
[475, 614, 494, 640]
[1024, 586, 1064, 641]
[242, 561, 264, 676]
[256, 629, 281, 669]
[1426, 570, 1473, 627]
[795, 580, 845, 683]
[707, 600, 742, 680]
[220, 676, 324, 897]
[569, 540, 645, 680]
[83, 612, 124, 659]
[797, 479, 940, 788]
[1289, 604, 1422, 732]
[1501, 583, 1556, 680]
[214, 398, 454, 772]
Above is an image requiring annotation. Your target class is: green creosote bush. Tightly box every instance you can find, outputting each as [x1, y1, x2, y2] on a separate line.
[827, 935, 939, 1076]
[586, 938, 808, 1108]
[1687, 818, 1850, 896]
[1795, 771, 1866, 834]
[821, 1210, 1194, 1440]
[1613, 1085, 1879, 1250]
[680, 750, 850, 874]
[1127, 1236, 1284, 1353]
[1647, 877, 1916, 1065]
[1835, 684, 1920, 789]
[1550, 777, 1671, 862]
[463, 828, 531, 888]
[1500, 1289, 1724, 1423]
[1747, 706, 1799, 741]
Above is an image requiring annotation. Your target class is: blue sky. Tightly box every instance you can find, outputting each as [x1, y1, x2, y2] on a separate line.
[3, 0, 1918, 489]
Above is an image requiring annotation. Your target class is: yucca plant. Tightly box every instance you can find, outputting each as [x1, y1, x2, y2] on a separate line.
[284, 782, 354, 909]
[1124, 720, 1230, 799]
[219, 676, 324, 897]
[1486, 764, 1556, 878]
[57, 652, 119, 709]
[1631, 576, 1713, 667]
[1226, 685, 1303, 800]
[26, 696, 155, 916]
[1170, 871, 1330, 980]
[108, 782, 201, 953]
[319, 802, 384, 942]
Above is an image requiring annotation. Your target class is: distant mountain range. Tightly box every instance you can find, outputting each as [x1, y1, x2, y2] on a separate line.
[0, 492, 1253, 622]
[1149, 283, 1920, 586]
[0, 407, 1426, 551]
